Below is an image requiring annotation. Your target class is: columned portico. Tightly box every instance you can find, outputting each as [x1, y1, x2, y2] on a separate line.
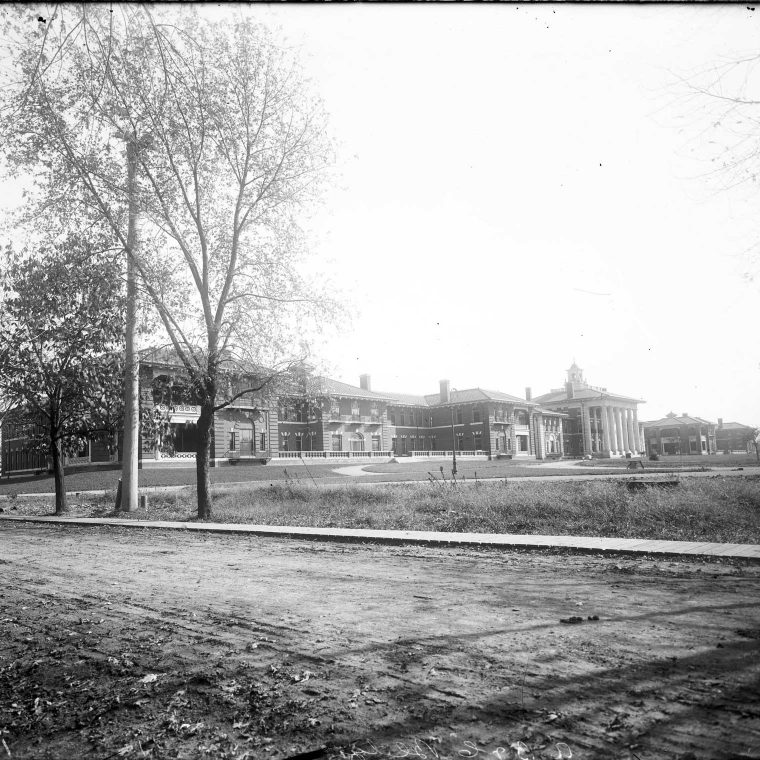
[533, 363, 646, 459]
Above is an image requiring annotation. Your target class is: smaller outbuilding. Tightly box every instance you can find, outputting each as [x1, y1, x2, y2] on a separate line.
[715, 419, 758, 454]
[642, 412, 716, 457]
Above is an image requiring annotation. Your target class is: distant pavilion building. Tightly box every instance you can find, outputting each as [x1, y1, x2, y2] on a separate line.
[715, 419, 757, 454]
[532, 363, 645, 457]
[642, 412, 717, 456]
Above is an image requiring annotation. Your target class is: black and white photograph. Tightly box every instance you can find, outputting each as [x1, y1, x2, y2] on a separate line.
[0, 4, 759, 759]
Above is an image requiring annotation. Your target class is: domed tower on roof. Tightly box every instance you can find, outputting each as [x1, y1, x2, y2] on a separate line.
[566, 361, 585, 386]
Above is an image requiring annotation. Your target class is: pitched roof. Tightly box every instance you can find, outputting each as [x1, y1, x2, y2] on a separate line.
[533, 405, 568, 416]
[642, 414, 715, 428]
[719, 421, 755, 431]
[379, 391, 431, 406]
[533, 386, 642, 404]
[422, 388, 533, 406]
[316, 377, 395, 401]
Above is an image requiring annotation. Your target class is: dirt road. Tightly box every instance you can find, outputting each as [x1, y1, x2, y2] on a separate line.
[1, 523, 759, 760]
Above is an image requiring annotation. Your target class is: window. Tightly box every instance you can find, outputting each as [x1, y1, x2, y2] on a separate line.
[456, 408, 463, 425]
[389, 412, 396, 426]
[229, 431, 236, 451]
[400, 412, 406, 426]
[331, 434, 342, 451]
[473, 432, 482, 450]
[260, 433, 267, 450]
[473, 409, 481, 423]
[372, 435, 381, 451]
[456, 433, 465, 451]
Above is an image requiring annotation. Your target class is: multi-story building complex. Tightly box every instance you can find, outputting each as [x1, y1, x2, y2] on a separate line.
[2, 353, 572, 474]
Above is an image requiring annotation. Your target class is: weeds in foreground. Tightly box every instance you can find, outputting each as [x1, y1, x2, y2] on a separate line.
[201, 476, 760, 543]
[10, 476, 760, 543]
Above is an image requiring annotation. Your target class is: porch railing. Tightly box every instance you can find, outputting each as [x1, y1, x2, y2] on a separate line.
[276, 450, 392, 460]
[408, 450, 488, 458]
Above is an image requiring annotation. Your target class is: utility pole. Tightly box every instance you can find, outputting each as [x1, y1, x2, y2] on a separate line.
[119, 132, 141, 512]
[450, 405, 457, 477]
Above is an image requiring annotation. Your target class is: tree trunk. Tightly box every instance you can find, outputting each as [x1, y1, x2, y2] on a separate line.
[50, 437, 67, 515]
[196, 398, 214, 519]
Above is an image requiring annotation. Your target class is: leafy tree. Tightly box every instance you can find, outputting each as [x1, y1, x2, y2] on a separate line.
[0, 6, 336, 518]
[0, 238, 125, 513]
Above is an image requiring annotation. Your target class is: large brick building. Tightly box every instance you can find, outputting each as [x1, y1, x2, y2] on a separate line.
[642, 413, 717, 456]
[533, 363, 645, 457]
[136, 354, 568, 466]
[715, 419, 757, 455]
[2, 354, 569, 474]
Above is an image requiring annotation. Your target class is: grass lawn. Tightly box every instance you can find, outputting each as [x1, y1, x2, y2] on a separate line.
[6, 476, 760, 544]
[0, 453, 755, 497]
[0, 458, 628, 496]
[580, 453, 757, 469]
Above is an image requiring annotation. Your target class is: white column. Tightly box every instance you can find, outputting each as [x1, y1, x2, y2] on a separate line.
[615, 407, 625, 453]
[602, 404, 612, 454]
[606, 406, 617, 455]
[626, 409, 637, 454]
[582, 404, 592, 455]
[633, 408, 642, 452]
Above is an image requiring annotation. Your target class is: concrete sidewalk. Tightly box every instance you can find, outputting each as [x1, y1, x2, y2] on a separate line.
[1, 514, 758, 559]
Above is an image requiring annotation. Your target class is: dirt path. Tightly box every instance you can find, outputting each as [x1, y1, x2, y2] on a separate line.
[1, 524, 759, 760]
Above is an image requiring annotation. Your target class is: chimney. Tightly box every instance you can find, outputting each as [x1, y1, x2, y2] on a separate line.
[439, 379, 450, 403]
[525, 386, 532, 402]
[565, 381, 574, 400]
[359, 373, 371, 391]
[682, 412, 688, 418]
[718, 417, 723, 428]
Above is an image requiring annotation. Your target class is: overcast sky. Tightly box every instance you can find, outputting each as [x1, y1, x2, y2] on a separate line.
[224, 3, 760, 425]
[3, 5, 759, 426]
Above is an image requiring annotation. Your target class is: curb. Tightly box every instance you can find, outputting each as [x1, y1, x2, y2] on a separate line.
[2, 514, 759, 560]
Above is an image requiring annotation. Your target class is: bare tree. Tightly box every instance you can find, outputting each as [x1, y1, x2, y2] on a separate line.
[670, 51, 760, 275]
[1, 6, 336, 518]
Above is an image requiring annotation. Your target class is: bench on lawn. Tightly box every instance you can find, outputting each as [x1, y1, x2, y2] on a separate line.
[625, 477, 680, 491]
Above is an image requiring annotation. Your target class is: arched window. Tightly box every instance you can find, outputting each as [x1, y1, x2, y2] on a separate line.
[348, 432, 365, 452]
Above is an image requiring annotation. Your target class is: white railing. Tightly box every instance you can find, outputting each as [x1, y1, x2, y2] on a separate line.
[409, 450, 487, 458]
[276, 451, 392, 460]
[324, 415, 382, 424]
